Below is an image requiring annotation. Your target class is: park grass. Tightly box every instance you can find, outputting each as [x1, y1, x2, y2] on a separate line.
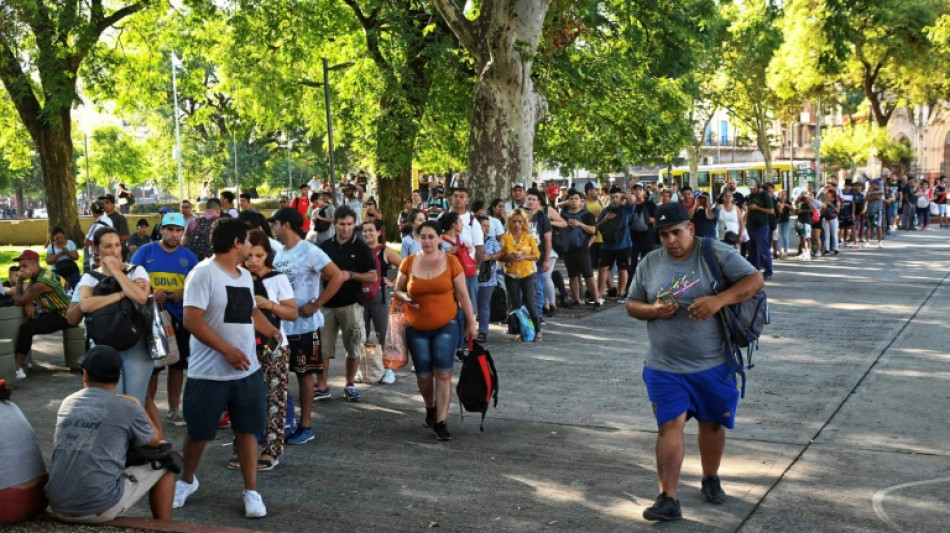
[0, 245, 85, 281]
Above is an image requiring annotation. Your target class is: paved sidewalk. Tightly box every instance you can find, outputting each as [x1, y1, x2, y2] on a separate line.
[7, 230, 950, 532]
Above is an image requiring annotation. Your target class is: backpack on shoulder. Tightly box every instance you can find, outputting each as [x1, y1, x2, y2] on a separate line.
[86, 270, 146, 351]
[699, 238, 770, 397]
[456, 341, 499, 431]
[599, 206, 624, 243]
[362, 245, 385, 302]
[186, 217, 214, 260]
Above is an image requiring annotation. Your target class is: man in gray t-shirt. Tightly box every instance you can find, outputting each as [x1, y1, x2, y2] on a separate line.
[46, 346, 172, 523]
[626, 202, 763, 522]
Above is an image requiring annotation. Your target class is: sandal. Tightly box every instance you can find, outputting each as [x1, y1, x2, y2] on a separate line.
[227, 455, 241, 470]
[257, 457, 280, 471]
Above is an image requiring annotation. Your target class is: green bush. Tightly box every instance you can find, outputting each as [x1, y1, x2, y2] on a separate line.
[131, 202, 180, 214]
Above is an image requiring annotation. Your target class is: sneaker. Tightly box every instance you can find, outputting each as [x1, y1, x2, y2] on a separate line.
[218, 412, 231, 429]
[642, 492, 682, 521]
[547, 307, 557, 317]
[243, 490, 267, 518]
[313, 388, 331, 401]
[616, 295, 628, 304]
[424, 407, 436, 429]
[286, 425, 314, 445]
[877, 242, 884, 249]
[596, 297, 605, 306]
[433, 421, 453, 441]
[15, 368, 26, 380]
[343, 384, 361, 402]
[607, 287, 618, 297]
[701, 475, 727, 504]
[569, 301, 580, 309]
[476, 332, 487, 343]
[763, 274, 772, 281]
[173, 477, 199, 509]
[166, 409, 187, 427]
[585, 299, 595, 306]
[814, 250, 822, 257]
[380, 368, 397, 384]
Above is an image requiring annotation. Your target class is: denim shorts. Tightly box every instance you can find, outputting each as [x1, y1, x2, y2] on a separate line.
[642, 363, 741, 429]
[406, 312, 461, 376]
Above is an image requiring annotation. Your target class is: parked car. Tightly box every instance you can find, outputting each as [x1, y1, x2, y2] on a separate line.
[33, 208, 48, 219]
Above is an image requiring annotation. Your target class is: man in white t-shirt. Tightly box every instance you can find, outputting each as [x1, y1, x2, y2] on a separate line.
[440, 187, 484, 307]
[269, 207, 346, 445]
[174, 218, 282, 518]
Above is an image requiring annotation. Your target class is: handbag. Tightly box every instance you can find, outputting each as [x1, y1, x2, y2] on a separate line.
[383, 299, 409, 370]
[145, 296, 180, 367]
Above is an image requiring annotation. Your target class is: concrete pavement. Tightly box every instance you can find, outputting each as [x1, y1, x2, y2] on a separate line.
[9, 229, 950, 532]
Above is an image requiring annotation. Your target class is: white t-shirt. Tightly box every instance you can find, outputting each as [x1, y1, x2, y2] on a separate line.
[78, 265, 149, 292]
[273, 240, 332, 335]
[260, 272, 294, 347]
[489, 217, 505, 239]
[183, 261, 259, 381]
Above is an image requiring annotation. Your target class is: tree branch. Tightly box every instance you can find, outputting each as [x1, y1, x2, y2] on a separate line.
[429, 0, 483, 65]
[342, 0, 390, 71]
[0, 35, 43, 139]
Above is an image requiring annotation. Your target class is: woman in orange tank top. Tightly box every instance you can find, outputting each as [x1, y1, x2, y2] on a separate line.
[393, 221, 476, 441]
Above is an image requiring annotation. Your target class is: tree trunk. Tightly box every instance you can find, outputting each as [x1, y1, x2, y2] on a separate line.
[14, 184, 24, 219]
[36, 110, 83, 243]
[755, 110, 773, 184]
[468, 77, 547, 202]
[687, 146, 701, 190]
[432, 0, 552, 203]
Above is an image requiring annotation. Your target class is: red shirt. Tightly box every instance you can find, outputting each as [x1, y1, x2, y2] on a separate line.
[291, 197, 310, 231]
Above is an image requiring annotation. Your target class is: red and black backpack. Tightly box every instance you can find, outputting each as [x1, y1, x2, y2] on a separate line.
[456, 341, 499, 431]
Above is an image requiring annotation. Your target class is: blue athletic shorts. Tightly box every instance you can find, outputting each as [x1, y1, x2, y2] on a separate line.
[642, 363, 741, 429]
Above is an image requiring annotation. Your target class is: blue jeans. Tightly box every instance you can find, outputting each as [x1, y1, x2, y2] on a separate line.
[116, 339, 154, 406]
[535, 265, 544, 317]
[777, 221, 792, 253]
[406, 314, 460, 375]
[746, 225, 773, 276]
[477, 285, 494, 335]
[465, 275, 478, 318]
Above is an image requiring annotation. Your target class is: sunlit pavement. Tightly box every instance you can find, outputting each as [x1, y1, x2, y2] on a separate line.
[12, 229, 950, 532]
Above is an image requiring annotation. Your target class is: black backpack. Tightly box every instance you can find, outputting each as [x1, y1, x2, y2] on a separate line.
[456, 341, 499, 431]
[312, 206, 331, 233]
[700, 238, 770, 398]
[186, 216, 215, 260]
[86, 270, 146, 351]
[599, 206, 624, 243]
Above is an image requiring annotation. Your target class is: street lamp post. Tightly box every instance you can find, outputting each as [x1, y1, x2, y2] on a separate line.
[171, 52, 185, 201]
[84, 132, 92, 210]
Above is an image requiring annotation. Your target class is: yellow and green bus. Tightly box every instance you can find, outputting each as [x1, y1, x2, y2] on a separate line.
[660, 161, 804, 197]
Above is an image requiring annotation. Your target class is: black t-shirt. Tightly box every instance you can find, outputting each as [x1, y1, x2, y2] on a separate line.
[319, 235, 376, 308]
[776, 200, 792, 223]
[108, 212, 130, 237]
[693, 207, 719, 238]
[559, 208, 596, 248]
[902, 184, 916, 204]
[934, 184, 947, 205]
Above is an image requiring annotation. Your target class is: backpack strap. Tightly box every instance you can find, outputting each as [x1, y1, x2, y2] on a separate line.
[699, 237, 747, 397]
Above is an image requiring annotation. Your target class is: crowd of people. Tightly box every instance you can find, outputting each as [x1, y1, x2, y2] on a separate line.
[1, 169, 946, 525]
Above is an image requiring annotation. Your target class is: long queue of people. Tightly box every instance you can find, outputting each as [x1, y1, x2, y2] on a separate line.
[2, 170, 945, 525]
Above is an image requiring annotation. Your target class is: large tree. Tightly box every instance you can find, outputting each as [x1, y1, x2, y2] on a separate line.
[430, 0, 552, 201]
[0, 1, 151, 240]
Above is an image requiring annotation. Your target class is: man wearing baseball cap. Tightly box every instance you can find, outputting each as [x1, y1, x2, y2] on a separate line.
[131, 211, 199, 426]
[626, 202, 763, 521]
[8, 249, 70, 380]
[46, 346, 173, 523]
[504, 182, 528, 214]
[97, 194, 130, 259]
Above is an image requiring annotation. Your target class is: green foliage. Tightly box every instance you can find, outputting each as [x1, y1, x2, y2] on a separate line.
[82, 126, 149, 187]
[820, 122, 915, 175]
[0, 94, 35, 191]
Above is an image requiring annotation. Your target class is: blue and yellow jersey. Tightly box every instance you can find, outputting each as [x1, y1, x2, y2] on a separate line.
[130, 242, 199, 322]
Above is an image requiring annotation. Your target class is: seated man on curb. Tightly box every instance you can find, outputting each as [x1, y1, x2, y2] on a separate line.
[8, 249, 71, 380]
[45, 346, 174, 523]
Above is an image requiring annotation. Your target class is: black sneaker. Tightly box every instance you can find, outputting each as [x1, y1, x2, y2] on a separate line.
[701, 476, 727, 504]
[607, 287, 618, 297]
[642, 492, 682, 521]
[424, 407, 436, 429]
[570, 301, 580, 309]
[433, 421, 452, 441]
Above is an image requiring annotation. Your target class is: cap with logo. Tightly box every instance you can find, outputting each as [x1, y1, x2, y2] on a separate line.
[653, 203, 691, 229]
[162, 212, 186, 227]
[159, 206, 172, 214]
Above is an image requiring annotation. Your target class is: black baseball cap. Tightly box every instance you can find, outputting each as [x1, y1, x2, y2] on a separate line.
[653, 203, 691, 229]
[80, 345, 122, 383]
[98, 194, 116, 203]
[267, 207, 304, 229]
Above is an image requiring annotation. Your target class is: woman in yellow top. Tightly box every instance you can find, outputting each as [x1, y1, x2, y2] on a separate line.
[499, 209, 542, 341]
